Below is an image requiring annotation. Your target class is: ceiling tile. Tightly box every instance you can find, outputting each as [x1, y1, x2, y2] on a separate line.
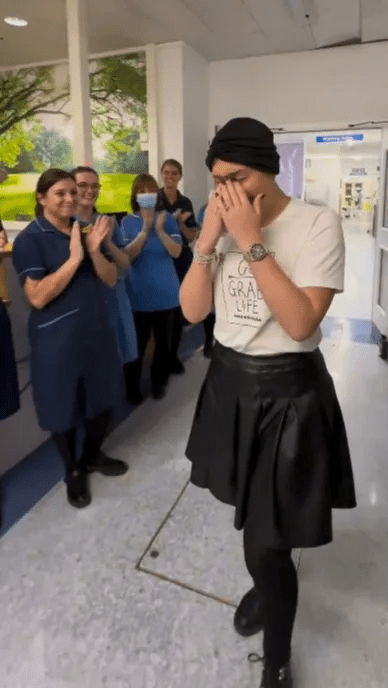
[179, 0, 260, 34]
[311, 0, 361, 47]
[361, 0, 388, 42]
[242, 0, 316, 51]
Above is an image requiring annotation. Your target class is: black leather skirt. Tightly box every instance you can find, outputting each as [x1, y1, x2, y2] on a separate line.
[186, 341, 356, 549]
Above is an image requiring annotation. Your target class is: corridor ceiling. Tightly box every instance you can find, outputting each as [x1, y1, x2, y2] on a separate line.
[0, 0, 387, 68]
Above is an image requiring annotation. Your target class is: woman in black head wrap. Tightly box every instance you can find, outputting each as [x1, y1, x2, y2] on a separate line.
[180, 118, 356, 688]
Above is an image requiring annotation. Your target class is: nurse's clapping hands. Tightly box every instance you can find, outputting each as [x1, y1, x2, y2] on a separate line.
[70, 222, 84, 264]
[85, 215, 114, 254]
[156, 210, 167, 235]
[0, 229, 7, 252]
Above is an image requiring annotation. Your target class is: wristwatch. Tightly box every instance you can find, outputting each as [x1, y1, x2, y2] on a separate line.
[242, 243, 272, 263]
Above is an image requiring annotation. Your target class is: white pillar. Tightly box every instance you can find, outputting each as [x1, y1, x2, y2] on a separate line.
[66, 0, 93, 165]
[145, 44, 159, 180]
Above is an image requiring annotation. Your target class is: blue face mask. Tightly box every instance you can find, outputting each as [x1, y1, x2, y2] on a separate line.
[137, 193, 157, 209]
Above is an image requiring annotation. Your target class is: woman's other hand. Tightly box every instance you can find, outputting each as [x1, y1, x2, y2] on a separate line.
[195, 192, 223, 254]
[70, 221, 85, 264]
[102, 215, 115, 244]
[140, 208, 154, 235]
[217, 181, 264, 250]
[0, 229, 8, 252]
[85, 215, 111, 254]
[156, 210, 167, 235]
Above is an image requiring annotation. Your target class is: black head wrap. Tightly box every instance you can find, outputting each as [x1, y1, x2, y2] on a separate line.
[206, 117, 280, 175]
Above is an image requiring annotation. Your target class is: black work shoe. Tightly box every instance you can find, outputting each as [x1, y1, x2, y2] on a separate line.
[152, 386, 166, 400]
[83, 452, 129, 476]
[203, 342, 213, 358]
[234, 587, 264, 637]
[126, 389, 144, 406]
[66, 469, 91, 509]
[170, 358, 185, 375]
[260, 661, 292, 687]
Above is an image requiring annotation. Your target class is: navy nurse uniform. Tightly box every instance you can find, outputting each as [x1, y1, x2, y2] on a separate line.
[0, 300, 20, 420]
[75, 212, 139, 367]
[12, 216, 124, 434]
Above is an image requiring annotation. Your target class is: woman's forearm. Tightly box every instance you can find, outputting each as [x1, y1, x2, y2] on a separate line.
[179, 222, 198, 244]
[24, 257, 82, 309]
[89, 250, 117, 288]
[105, 240, 130, 271]
[180, 261, 214, 323]
[248, 255, 329, 341]
[125, 231, 148, 261]
[157, 230, 182, 258]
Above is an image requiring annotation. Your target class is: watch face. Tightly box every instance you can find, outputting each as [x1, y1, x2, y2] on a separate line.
[250, 244, 266, 260]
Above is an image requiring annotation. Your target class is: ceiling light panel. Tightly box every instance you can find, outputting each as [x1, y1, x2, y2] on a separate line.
[4, 17, 28, 27]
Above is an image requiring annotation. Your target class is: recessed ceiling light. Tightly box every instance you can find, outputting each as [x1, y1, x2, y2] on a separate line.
[4, 17, 28, 27]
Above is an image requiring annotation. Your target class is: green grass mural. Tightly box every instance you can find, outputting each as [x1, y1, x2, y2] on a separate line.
[0, 174, 137, 221]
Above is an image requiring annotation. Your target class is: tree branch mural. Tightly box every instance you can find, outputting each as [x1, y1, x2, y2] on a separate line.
[0, 52, 148, 220]
[0, 53, 147, 168]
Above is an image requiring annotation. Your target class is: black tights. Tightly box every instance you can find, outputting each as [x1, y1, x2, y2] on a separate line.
[243, 527, 298, 668]
[53, 409, 112, 477]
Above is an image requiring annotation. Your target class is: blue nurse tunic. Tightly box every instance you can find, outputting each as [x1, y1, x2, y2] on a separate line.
[75, 213, 138, 365]
[12, 216, 125, 434]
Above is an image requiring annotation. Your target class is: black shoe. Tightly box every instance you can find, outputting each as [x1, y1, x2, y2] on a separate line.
[203, 342, 213, 358]
[260, 661, 292, 687]
[83, 451, 129, 476]
[170, 358, 185, 375]
[66, 469, 91, 509]
[234, 587, 264, 637]
[127, 389, 144, 406]
[152, 386, 166, 400]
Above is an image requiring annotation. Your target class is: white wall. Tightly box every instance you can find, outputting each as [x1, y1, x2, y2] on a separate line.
[155, 43, 184, 170]
[155, 42, 209, 215]
[182, 44, 209, 214]
[341, 157, 380, 178]
[305, 155, 341, 211]
[209, 42, 388, 132]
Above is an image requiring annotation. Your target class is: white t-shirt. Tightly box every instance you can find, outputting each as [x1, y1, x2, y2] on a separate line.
[212, 198, 345, 355]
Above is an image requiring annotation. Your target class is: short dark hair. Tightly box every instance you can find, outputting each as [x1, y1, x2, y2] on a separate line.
[130, 174, 159, 212]
[35, 168, 76, 217]
[161, 159, 183, 176]
[71, 166, 99, 179]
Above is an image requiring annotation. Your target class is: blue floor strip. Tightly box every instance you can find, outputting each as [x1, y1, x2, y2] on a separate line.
[0, 323, 207, 540]
[321, 317, 379, 345]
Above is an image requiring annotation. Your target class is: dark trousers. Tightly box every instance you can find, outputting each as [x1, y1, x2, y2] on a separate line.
[170, 306, 186, 364]
[203, 312, 215, 350]
[132, 309, 173, 393]
[243, 522, 298, 668]
[53, 409, 112, 478]
[170, 308, 216, 362]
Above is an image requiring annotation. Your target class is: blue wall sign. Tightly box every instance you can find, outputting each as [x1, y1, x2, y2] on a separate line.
[316, 134, 364, 144]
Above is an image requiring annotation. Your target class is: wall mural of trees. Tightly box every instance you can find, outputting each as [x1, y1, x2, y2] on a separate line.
[0, 51, 148, 220]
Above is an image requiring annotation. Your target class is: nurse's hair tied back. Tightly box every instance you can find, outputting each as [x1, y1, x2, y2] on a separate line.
[35, 169, 76, 217]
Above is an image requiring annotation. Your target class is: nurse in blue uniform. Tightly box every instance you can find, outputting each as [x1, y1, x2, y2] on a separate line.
[120, 174, 182, 400]
[12, 169, 128, 509]
[72, 166, 140, 404]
